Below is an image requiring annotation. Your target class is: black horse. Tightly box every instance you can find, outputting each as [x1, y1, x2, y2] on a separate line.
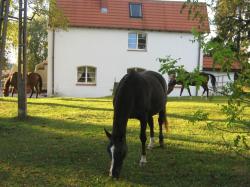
[167, 71, 216, 97]
[105, 70, 168, 178]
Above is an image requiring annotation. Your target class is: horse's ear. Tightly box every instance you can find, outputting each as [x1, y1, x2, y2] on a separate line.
[104, 128, 112, 140]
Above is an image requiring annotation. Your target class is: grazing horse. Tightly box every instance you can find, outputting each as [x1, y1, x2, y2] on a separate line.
[105, 70, 168, 178]
[167, 71, 216, 97]
[3, 72, 43, 98]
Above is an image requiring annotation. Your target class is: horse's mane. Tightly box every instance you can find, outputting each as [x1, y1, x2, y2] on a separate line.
[113, 71, 138, 111]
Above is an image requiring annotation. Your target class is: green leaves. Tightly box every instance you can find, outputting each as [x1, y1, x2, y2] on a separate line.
[27, 16, 48, 71]
[188, 109, 209, 125]
[157, 56, 182, 75]
[157, 56, 206, 89]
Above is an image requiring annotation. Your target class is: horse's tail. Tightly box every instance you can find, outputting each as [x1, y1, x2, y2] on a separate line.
[207, 73, 216, 92]
[164, 117, 169, 133]
[38, 74, 43, 94]
[160, 108, 169, 134]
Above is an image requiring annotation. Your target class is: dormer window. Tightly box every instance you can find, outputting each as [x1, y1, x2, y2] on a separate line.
[101, 7, 108, 13]
[129, 3, 142, 18]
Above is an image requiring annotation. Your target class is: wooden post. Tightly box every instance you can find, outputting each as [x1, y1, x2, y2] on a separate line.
[17, 0, 27, 119]
[0, 0, 10, 96]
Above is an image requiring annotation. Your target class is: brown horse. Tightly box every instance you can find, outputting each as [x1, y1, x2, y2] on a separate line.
[3, 72, 43, 98]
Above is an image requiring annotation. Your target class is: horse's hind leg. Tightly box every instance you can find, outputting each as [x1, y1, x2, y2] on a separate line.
[147, 116, 154, 149]
[201, 85, 206, 96]
[35, 85, 39, 98]
[139, 117, 147, 166]
[11, 87, 17, 97]
[202, 85, 209, 98]
[187, 87, 192, 96]
[11, 88, 15, 97]
[30, 88, 34, 98]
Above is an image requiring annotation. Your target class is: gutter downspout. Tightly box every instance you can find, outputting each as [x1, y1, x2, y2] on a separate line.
[52, 29, 55, 95]
[195, 41, 201, 96]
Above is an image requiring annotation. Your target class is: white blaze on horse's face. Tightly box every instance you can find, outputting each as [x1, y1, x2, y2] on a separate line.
[109, 145, 115, 176]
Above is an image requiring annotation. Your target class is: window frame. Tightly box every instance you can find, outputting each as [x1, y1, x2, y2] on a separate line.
[128, 32, 147, 51]
[129, 2, 143, 18]
[76, 66, 97, 86]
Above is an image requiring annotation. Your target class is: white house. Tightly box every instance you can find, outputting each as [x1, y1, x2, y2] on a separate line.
[47, 0, 210, 97]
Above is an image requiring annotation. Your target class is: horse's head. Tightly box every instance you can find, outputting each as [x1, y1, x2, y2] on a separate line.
[167, 74, 177, 95]
[105, 128, 127, 178]
[3, 87, 9, 97]
[3, 76, 11, 97]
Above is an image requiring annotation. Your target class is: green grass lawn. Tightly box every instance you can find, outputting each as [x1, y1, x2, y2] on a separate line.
[0, 96, 249, 187]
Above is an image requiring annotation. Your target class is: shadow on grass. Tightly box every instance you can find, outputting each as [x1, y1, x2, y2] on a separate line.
[0, 98, 113, 112]
[55, 98, 112, 103]
[167, 96, 228, 103]
[30, 101, 113, 111]
[168, 113, 250, 130]
[0, 116, 249, 187]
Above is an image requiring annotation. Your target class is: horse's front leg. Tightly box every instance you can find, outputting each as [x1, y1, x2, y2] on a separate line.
[147, 116, 154, 149]
[180, 85, 184, 96]
[139, 117, 147, 166]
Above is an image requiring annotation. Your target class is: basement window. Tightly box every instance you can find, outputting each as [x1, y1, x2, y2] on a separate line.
[128, 32, 147, 50]
[77, 66, 96, 85]
[129, 3, 142, 18]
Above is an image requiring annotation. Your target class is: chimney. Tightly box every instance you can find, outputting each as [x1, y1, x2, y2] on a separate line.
[101, 0, 108, 13]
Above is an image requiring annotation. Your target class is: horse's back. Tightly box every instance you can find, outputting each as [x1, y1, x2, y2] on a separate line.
[114, 71, 167, 118]
[28, 72, 42, 84]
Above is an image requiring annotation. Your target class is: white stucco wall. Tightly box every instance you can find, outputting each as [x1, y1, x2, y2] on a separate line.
[48, 28, 201, 97]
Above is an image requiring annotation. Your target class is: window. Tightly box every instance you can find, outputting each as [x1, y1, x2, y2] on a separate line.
[128, 32, 147, 50]
[129, 3, 142, 18]
[101, 7, 108, 13]
[77, 66, 96, 84]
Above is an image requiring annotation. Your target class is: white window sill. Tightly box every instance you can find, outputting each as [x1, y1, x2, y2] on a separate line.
[76, 83, 96, 86]
[127, 48, 147, 52]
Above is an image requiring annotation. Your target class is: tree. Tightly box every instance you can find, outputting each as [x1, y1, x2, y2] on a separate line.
[158, 0, 250, 158]
[1, 0, 68, 67]
[215, 0, 250, 58]
[27, 16, 47, 71]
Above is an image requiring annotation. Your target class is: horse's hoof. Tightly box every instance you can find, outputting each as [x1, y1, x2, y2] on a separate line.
[139, 155, 147, 167]
[159, 141, 164, 148]
[147, 145, 153, 150]
[147, 142, 154, 150]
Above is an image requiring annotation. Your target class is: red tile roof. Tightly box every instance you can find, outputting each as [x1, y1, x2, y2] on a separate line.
[203, 56, 241, 71]
[56, 0, 210, 33]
